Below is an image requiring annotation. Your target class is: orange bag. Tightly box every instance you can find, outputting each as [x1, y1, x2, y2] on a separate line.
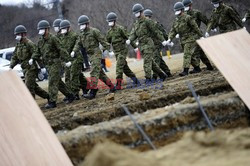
[105, 58, 112, 68]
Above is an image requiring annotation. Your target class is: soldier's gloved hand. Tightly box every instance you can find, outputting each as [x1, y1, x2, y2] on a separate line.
[71, 51, 75, 58]
[109, 51, 115, 57]
[205, 32, 210, 38]
[103, 50, 109, 56]
[41, 68, 46, 74]
[162, 40, 168, 46]
[65, 62, 71, 67]
[243, 27, 246, 30]
[28, 59, 33, 65]
[136, 41, 139, 46]
[175, 34, 180, 39]
[126, 39, 131, 45]
[211, 28, 217, 33]
[169, 42, 174, 47]
[134, 48, 139, 52]
[242, 17, 246, 23]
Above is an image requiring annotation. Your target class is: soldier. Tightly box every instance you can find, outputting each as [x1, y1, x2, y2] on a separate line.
[10, 25, 49, 101]
[205, 0, 243, 36]
[29, 20, 74, 109]
[167, 2, 203, 76]
[59, 20, 89, 100]
[53, 19, 62, 36]
[143, 9, 172, 79]
[182, 0, 214, 71]
[242, 10, 250, 23]
[71, 15, 116, 99]
[127, 3, 168, 83]
[106, 12, 140, 90]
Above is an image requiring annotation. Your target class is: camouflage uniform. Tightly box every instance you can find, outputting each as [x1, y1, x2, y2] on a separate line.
[106, 24, 136, 80]
[32, 33, 71, 103]
[60, 30, 88, 96]
[73, 27, 113, 89]
[168, 13, 203, 69]
[10, 39, 49, 99]
[129, 17, 165, 79]
[151, 21, 171, 78]
[207, 4, 243, 33]
[186, 9, 212, 68]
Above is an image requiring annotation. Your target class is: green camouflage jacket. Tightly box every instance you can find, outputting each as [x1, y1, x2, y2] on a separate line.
[129, 17, 165, 51]
[206, 4, 243, 33]
[168, 13, 203, 45]
[186, 9, 208, 27]
[10, 39, 37, 70]
[106, 24, 136, 53]
[32, 33, 69, 66]
[73, 27, 110, 56]
[151, 21, 168, 49]
[60, 30, 83, 62]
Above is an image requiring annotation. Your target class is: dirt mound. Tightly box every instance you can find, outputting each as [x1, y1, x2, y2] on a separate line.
[58, 92, 250, 165]
[81, 129, 250, 166]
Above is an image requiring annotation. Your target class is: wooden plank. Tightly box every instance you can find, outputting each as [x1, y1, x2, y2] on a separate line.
[197, 29, 250, 109]
[0, 71, 73, 166]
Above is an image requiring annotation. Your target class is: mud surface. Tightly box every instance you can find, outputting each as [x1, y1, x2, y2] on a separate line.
[44, 70, 232, 132]
[58, 92, 250, 165]
[81, 128, 250, 166]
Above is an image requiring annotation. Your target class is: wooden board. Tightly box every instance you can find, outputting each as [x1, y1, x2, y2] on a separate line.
[0, 71, 73, 166]
[197, 29, 250, 109]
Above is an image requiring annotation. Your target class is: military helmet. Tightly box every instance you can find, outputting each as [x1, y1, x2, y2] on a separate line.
[132, 3, 144, 14]
[78, 15, 90, 25]
[14, 25, 27, 35]
[211, 0, 222, 4]
[182, 0, 192, 6]
[60, 20, 71, 29]
[143, 9, 153, 17]
[53, 19, 62, 27]
[174, 2, 185, 11]
[37, 20, 50, 30]
[106, 12, 117, 22]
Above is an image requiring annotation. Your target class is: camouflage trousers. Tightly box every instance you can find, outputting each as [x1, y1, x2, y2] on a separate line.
[141, 47, 164, 79]
[47, 61, 71, 103]
[194, 46, 211, 66]
[64, 60, 87, 96]
[183, 42, 200, 68]
[115, 49, 136, 79]
[89, 53, 113, 89]
[25, 69, 49, 99]
[152, 47, 171, 78]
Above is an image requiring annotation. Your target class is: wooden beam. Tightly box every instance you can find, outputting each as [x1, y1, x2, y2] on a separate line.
[0, 71, 73, 166]
[197, 29, 250, 109]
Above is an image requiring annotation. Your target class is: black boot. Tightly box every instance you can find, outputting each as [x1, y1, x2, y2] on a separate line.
[206, 63, 214, 71]
[166, 72, 173, 77]
[115, 79, 123, 90]
[105, 79, 116, 93]
[45, 102, 57, 109]
[65, 94, 75, 104]
[84, 89, 98, 100]
[158, 72, 168, 81]
[131, 77, 141, 87]
[190, 66, 201, 74]
[82, 88, 89, 98]
[179, 68, 189, 77]
[74, 94, 80, 100]
[63, 96, 68, 102]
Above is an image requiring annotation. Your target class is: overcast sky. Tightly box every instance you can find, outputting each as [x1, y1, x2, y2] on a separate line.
[0, 0, 51, 6]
